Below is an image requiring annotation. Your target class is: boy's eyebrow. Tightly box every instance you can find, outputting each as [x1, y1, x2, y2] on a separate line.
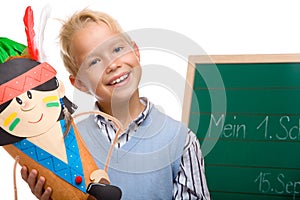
[94, 35, 128, 49]
[80, 36, 131, 68]
[83, 38, 126, 59]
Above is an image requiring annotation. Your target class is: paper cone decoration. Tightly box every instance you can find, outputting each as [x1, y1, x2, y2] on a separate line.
[0, 57, 96, 199]
[0, 5, 122, 199]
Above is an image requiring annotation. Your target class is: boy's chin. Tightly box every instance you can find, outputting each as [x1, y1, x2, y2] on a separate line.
[112, 85, 138, 98]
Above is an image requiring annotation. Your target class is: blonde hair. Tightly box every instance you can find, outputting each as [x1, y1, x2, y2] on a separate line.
[59, 8, 131, 76]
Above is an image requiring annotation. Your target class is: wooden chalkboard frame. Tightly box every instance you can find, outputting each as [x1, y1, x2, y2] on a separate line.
[182, 53, 300, 200]
[182, 54, 300, 124]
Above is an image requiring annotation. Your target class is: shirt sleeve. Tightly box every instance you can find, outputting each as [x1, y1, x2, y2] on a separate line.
[173, 129, 211, 200]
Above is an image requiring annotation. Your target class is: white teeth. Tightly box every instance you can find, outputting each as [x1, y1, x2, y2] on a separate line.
[111, 74, 128, 85]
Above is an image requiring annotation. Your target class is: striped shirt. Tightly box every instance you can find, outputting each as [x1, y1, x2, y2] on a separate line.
[94, 98, 210, 200]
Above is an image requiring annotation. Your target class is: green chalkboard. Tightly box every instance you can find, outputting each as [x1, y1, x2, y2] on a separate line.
[182, 54, 300, 200]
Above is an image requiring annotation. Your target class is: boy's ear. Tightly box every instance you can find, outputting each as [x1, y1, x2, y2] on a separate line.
[131, 41, 140, 61]
[69, 75, 89, 93]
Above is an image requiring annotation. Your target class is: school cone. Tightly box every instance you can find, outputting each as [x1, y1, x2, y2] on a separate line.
[3, 121, 98, 200]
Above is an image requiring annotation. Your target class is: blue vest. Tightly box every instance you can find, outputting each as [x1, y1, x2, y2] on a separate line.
[77, 106, 187, 200]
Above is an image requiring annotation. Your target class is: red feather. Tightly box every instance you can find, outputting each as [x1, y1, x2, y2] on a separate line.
[23, 6, 39, 60]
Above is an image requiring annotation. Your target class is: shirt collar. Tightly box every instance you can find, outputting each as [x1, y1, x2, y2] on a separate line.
[94, 97, 152, 130]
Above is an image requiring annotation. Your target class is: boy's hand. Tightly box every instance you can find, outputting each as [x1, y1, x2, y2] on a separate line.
[21, 166, 53, 200]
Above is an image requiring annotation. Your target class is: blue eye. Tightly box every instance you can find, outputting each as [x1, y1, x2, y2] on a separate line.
[89, 58, 101, 67]
[113, 47, 124, 54]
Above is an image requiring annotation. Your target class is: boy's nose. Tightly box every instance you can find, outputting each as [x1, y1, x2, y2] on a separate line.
[106, 60, 121, 73]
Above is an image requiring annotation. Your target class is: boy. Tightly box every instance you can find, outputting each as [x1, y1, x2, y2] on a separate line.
[22, 9, 210, 200]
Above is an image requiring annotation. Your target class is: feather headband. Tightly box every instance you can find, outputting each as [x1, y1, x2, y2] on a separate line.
[0, 59, 56, 104]
[24, 6, 39, 61]
[0, 6, 56, 104]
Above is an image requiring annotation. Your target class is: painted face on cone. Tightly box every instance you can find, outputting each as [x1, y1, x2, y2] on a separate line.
[0, 89, 62, 137]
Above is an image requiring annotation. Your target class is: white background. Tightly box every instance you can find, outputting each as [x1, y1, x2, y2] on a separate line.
[0, 0, 300, 199]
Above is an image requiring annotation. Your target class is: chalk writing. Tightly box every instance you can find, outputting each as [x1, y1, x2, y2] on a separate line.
[208, 114, 246, 139]
[256, 116, 300, 141]
[254, 171, 300, 199]
[207, 114, 300, 141]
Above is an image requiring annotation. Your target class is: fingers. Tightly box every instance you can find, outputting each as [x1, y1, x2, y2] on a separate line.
[21, 166, 39, 192]
[32, 176, 53, 200]
[40, 187, 53, 200]
[33, 176, 46, 198]
[20, 166, 52, 200]
[20, 165, 29, 181]
[27, 169, 39, 192]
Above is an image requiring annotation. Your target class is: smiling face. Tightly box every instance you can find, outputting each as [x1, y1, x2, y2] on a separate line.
[70, 22, 141, 107]
[0, 89, 62, 138]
